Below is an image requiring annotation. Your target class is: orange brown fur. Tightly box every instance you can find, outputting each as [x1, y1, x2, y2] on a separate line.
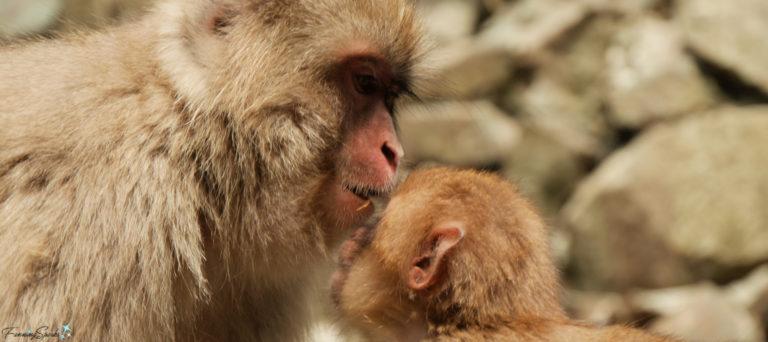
[333, 168, 682, 341]
[0, 0, 426, 341]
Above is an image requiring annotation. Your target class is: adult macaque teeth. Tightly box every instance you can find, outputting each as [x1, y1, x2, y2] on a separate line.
[356, 200, 372, 211]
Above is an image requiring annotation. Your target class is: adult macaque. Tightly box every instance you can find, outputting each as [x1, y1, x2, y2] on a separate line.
[0, 0, 426, 340]
[332, 168, 682, 342]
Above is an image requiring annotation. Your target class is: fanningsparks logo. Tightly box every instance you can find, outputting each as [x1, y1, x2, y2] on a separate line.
[2, 324, 72, 340]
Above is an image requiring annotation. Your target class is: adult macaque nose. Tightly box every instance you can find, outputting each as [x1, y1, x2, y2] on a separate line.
[381, 138, 403, 173]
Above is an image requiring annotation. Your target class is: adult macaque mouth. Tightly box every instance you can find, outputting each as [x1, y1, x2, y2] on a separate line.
[343, 183, 390, 200]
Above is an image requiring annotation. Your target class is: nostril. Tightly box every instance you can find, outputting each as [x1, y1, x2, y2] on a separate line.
[381, 143, 397, 167]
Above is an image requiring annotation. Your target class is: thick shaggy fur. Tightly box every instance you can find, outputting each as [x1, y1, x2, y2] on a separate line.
[0, 0, 425, 340]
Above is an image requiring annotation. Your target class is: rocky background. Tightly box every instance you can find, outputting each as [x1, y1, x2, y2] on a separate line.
[3, 0, 768, 341]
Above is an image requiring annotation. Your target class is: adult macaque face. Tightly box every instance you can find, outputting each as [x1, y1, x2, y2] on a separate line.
[328, 54, 406, 225]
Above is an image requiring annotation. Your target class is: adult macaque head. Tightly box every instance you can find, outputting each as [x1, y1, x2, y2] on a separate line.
[332, 168, 681, 341]
[155, 0, 425, 230]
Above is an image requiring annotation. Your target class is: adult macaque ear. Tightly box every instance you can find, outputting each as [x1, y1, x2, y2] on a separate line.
[157, 0, 237, 103]
[406, 222, 465, 291]
[204, 1, 237, 36]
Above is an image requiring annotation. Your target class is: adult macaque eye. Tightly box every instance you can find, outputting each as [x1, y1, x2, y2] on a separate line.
[355, 74, 378, 95]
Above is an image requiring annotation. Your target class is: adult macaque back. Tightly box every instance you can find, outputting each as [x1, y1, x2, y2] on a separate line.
[0, 0, 426, 340]
[332, 168, 683, 342]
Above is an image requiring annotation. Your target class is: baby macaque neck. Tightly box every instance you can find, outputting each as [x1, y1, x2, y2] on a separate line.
[383, 309, 426, 342]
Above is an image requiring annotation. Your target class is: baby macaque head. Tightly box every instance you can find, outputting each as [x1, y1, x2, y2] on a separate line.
[331, 168, 565, 340]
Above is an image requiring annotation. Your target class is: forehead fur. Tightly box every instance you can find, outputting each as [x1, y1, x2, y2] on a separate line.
[305, 0, 424, 73]
[245, 0, 426, 81]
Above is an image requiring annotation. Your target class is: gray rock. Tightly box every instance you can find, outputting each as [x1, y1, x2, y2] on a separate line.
[503, 127, 587, 218]
[398, 100, 522, 167]
[726, 264, 768, 311]
[641, 284, 763, 342]
[481, 0, 510, 14]
[564, 290, 634, 327]
[477, 0, 589, 56]
[606, 16, 716, 127]
[58, 0, 151, 29]
[677, 0, 768, 95]
[500, 15, 625, 158]
[563, 106, 768, 290]
[631, 265, 768, 342]
[418, 0, 479, 43]
[1, 0, 153, 39]
[509, 71, 613, 158]
[427, 39, 515, 99]
[580, 0, 662, 15]
[541, 14, 623, 91]
[0, 0, 62, 38]
[502, 128, 590, 266]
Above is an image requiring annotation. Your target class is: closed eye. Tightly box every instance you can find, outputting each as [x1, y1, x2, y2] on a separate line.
[354, 74, 378, 95]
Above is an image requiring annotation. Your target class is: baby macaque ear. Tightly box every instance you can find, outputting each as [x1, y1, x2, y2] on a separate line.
[406, 222, 465, 291]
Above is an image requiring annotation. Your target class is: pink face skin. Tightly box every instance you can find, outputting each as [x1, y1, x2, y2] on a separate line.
[330, 56, 404, 228]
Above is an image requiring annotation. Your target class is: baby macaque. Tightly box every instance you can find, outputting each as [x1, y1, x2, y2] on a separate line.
[332, 168, 682, 341]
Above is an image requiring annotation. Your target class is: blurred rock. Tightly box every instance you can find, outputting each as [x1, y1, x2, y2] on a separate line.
[726, 264, 768, 310]
[501, 14, 623, 158]
[640, 284, 763, 342]
[418, 0, 479, 43]
[428, 39, 514, 99]
[757, 291, 768, 339]
[547, 14, 620, 92]
[509, 70, 612, 158]
[677, 0, 768, 95]
[580, 0, 662, 15]
[0, 0, 62, 38]
[565, 290, 634, 327]
[58, 0, 152, 29]
[477, 0, 589, 56]
[503, 127, 587, 217]
[631, 265, 768, 342]
[502, 127, 589, 266]
[606, 16, 716, 127]
[480, 0, 510, 14]
[0, 0, 153, 39]
[398, 100, 522, 167]
[564, 106, 768, 291]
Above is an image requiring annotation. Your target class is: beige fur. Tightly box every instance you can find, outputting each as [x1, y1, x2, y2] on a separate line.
[0, 0, 426, 340]
[333, 168, 682, 341]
